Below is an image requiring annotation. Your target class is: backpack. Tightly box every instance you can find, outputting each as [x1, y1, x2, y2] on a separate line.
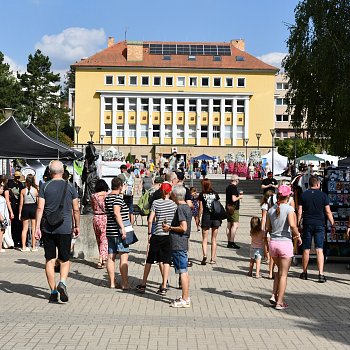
[137, 189, 151, 215]
[122, 172, 134, 196]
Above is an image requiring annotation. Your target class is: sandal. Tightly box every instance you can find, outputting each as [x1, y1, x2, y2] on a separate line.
[275, 303, 289, 310]
[96, 262, 103, 269]
[156, 287, 167, 296]
[210, 260, 216, 265]
[247, 272, 253, 277]
[136, 284, 146, 293]
[201, 256, 207, 265]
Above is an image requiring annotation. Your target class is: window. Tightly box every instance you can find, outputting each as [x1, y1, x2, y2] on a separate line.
[276, 98, 288, 106]
[188, 125, 196, 138]
[177, 77, 185, 87]
[213, 126, 220, 138]
[225, 77, 233, 87]
[141, 124, 148, 138]
[189, 99, 197, 112]
[276, 114, 289, 122]
[104, 123, 112, 137]
[237, 100, 245, 113]
[104, 97, 112, 111]
[141, 76, 149, 86]
[116, 98, 124, 111]
[116, 124, 124, 137]
[163, 55, 171, 60]
[237, 77, 246, 87]
[189, 77, 197, 87]
[224, 125, 232, 139]
[177, 99, 185, 112]
[201, 77, 209, 87]
[128, 125, 136, 138]
[201, 99, 209, 112]
[141, 98, 149, 111]
[105, 75, 113, 85]
[276, 82, 289, 90]
[225, 99, 232, 112]
[153, 76, 161, 86]
[213, 99, 221, 112]
[213, 77, 221, 87]
[164, 125, 172, 138]
[176, 125, 184, 138]
[236, 126, 244, 139]
[153, 98, 160, 111]
[188, 55, 196, 61]
[153, 124, 160, 138]
[128, 98, 136, 111]
[165, 99, 172, 111]
[213, 56, 222, 62]
[117, 76, 125, 85]
[165, 77, 173, 86]
[201, 125, 208, 138]
[129, 76, 137, 86]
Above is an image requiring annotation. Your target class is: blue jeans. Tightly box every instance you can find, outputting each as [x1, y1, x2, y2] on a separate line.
[302, 225, 325, 250]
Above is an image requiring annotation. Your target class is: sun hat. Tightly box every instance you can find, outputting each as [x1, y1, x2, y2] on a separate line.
[278, 185, 293, 196]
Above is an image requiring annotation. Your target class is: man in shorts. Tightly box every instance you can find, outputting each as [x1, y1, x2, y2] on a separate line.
[298, 176, 335, 283]
[35, 160, 80, 302]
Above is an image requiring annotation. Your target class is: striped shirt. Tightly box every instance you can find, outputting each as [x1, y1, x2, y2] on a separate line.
[105, 193, 129, 236]
[151, 198, 177, 236]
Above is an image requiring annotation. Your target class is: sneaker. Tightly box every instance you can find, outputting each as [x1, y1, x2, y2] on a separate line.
[49, 293, 58, 303]
[269, 295, 276, 305]
[299, 272, 308, 280]
[170, 297, 191, 308]
[156, 287, 167, 296]
[318, 274, 327, 283]
[57, 282, 69, 302]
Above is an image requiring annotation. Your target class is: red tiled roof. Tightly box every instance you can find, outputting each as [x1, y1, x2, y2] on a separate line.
[73, 41, 278, 71]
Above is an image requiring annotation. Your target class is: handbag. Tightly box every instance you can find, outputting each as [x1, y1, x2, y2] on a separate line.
[45, 181, 68, 227]
[212, 200, 227, 221]
[122, 219, 138, 247]
[3, 225, 14, 248]
[226, 204, 236, 216]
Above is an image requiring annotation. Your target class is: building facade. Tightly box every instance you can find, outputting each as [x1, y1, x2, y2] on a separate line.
[72, 38, 278, 159]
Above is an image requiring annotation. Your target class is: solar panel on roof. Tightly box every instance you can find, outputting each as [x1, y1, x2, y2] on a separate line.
[148, 43, 231, 56]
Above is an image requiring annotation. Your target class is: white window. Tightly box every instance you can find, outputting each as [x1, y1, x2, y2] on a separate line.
[276, 98, 288, 106]
[104, 123, 112, 137]
[201, 77, 209, 87]
[117, 76, 125, 85]
[201, 125, 208, 138]
[236, 125, 244, 139]
[188, 125, 196, 138]
[201, 99, 209, 112]
[128, 98, 136, 111]
[153, 98, 161, 111]
[153, 124, 160, 137]
[141, 76, 149, 86]
[165, 98, 172, 112]
[176, 125, 184, 138]
[141, 98, 148, 111]
[237, 100, 245, 113]
[116, 98, 124, 111]
[141, 124, 148, 138]
[164, 125, 172, 138]
[213, 99, 221, 112]
[276, 82, 289, 90]
[225, 125, 232, 138]
[165, 77, 173, 86]
[105, 75, 113, 85]
[213, 126, 220, 138]
[177, 99, 185, 112]
[104, 97, 112, 111]
[225, 99, 232, 112]
[189, 99, 197, 112]
[189, 77, 197, 87]
[116, 124, 124, 137]
[276, 114, 289, 122]
[129, 76, 137, 86]
[177, 77, 186, 87]
[213, 77, 221, 87]
[237, 77, 246, 87]
[153, 76, 161, 86]
[225, 77, 233, 87]
[128, 125, 136, 138]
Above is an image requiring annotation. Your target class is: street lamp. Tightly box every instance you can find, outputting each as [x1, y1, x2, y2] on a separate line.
[89, 130, 95, 142]
[54, 117, 61, 141]
[74, 125, 81, 147]
[1, 108, 15, 119]
[100, 134, 104, 153]
[293, 127, 299, 176]
[270, 129, 276, 175]
[256, 133, 262, 150]
[244, 138, 249, 164]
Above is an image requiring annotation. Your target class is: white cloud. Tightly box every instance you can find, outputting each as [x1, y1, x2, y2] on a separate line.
[257, 52, 287, 68]
[35, 27, 107, 69]
[3, 55, 25, 75]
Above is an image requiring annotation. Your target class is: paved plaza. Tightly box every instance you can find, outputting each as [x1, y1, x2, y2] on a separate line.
[0, 194, 349, 350]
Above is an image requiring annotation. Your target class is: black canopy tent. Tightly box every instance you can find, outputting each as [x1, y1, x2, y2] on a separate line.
[191, 154, 216, 162]
[338, 157, 350, 166]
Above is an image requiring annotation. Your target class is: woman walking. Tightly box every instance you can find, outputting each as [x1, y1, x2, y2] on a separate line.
[266, 185, 301, 310]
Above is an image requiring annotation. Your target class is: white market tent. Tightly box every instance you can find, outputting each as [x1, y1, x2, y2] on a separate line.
[262, 150, 288, 175]
[315, 153, 338, 166]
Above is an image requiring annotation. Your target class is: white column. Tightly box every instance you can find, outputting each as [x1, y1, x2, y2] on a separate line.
[111, 96, 117, 144]
[208, 98, 213, 146]
[184, 98, 189, 144]
[220, 98, 225, 146]
[148, 97, 153, 145]
[123, 98, 128, 144]
[172, 98, 177, 144]
[135, 97, 141, 144]
[244, 98, 250, 140]
[160, 98, 165, 144]
[232, 98, 237, 146]
[100, 96, 105, 138]
[196, 98, 201, 145]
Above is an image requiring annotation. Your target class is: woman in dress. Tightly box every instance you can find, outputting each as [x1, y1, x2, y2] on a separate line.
[198, 178, 221, 265]
[91, 179, 109, 269]
[0, 183, 10, 252]
[19, 174, 38, 251]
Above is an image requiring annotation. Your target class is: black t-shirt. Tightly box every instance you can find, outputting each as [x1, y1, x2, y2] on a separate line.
[198, 191, 219, 214]
[7, 179, 24, 207]
[225, 184, 240, 210]
[300, 189, 329, 226]
[261, 178, 278, 193]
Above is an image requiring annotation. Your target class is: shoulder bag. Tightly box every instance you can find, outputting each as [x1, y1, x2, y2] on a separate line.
[122, 219, 138, 247]
[212, 200, 227, 221]
[45, 181, 68, 228]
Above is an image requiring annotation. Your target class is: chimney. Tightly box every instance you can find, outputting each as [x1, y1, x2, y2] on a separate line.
[108, 36, 115, 48]
[231, 39, 245, 52]
[127, 41, 144, 62]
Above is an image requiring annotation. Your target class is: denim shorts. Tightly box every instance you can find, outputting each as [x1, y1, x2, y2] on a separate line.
[107, 236, 130, 254]
[302, 225, 325, 250]
[250, 247, 263, 260]
[172, 250, 188, 274]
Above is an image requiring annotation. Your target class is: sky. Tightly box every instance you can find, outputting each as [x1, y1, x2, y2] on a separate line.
[1, 0, 300, 81]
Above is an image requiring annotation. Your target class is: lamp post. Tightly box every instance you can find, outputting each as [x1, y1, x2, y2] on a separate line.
[100, 134, 104, 153]
[89, 130, 95, 142]
[54, 117, 61, 141]
[74, 125, 81, 148]
[256, 133, 262, 150]
[293, 127, 299, 177]
[270, 129, 276, 175]
[1, 107, 15, 119]
[244, 138, 249, 164]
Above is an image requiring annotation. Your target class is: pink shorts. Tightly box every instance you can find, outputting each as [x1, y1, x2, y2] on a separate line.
[269, 240, 293, 258]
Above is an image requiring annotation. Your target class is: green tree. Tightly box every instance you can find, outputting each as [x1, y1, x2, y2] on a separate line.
[62, 66, 75, 100]
[0, 52, 22, 120]
[283, 0, 350, 156]
[276, 138, 321, 160]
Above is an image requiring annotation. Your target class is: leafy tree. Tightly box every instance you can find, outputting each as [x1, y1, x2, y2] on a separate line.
[62, 66, 75, 100]
[283, 0, 350, 156]
[0, 52, 22, 120]
[276, 138, 322, 160]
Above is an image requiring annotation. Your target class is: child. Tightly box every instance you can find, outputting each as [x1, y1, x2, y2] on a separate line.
[247, 216, 264, 278]
[190, 187, 200, 231]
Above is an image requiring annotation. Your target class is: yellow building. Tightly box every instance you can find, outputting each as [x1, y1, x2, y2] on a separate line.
[72, 38, 278, 159]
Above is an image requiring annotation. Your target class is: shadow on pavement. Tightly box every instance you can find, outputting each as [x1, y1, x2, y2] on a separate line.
[0, 280, 49, 300]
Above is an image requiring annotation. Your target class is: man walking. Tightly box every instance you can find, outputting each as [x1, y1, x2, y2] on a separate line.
[297, 176, 335, 283]
[35, 160, 80, 302]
